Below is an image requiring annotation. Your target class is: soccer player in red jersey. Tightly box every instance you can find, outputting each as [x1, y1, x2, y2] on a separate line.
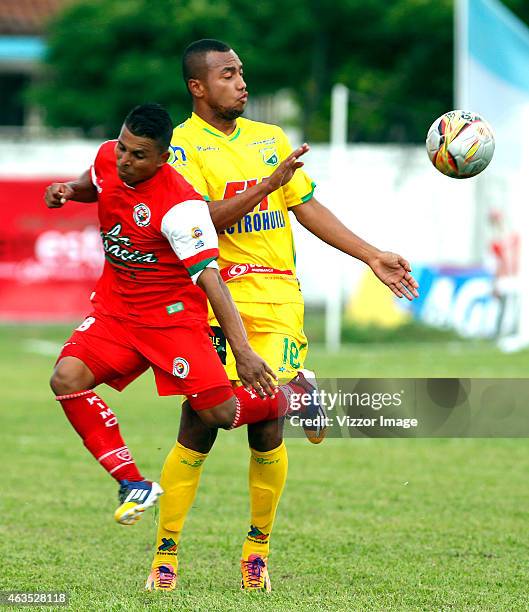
[44, 103, 310, 529]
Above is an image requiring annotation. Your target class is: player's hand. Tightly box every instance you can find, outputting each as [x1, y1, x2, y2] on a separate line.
[368, 251, 419, 300]
[234, 347, 278, 399]
[44, 182, 74, 208]
[263, 143, 310, 194]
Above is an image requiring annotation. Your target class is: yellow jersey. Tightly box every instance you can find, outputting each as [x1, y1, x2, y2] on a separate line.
[169, 113, 315, 305]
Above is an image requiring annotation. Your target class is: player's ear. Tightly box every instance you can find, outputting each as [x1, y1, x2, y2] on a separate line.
[188, 78, 204, 98]
[159, 149, 170, 166]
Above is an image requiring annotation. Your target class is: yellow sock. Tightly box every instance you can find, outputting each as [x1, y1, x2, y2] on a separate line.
[242, 442, 288, 560]
[152, 442, 208, 569]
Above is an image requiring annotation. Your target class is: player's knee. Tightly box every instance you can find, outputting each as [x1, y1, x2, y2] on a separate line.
[178, 401, 218, 453]
[197, 400, 236, 430]
[50, 358, 94, 396]
[248, 419, 284, 452]
[187, 387, 235, 429]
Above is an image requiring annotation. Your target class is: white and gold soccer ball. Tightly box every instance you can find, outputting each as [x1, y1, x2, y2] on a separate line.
[426, 110, 495, 178]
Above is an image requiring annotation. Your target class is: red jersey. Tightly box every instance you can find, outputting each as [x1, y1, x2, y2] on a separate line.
[89, 140, 219, 326]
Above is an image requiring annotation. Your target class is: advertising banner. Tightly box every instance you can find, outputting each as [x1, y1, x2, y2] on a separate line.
[0, 178, 102, 322]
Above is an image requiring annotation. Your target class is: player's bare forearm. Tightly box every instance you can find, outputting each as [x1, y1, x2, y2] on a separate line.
[196, 268, 277, 395]
[208, 181, 271, 231]
[67, 170, 98, 202]
[292, 196, 380, 263]
[44, 169, 97, 208]
[293, 197, 419, 299]
[208, 143, 309, 231]
[196, 268, 251, 358]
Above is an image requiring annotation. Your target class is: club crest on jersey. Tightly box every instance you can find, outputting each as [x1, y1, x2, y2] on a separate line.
[133, 203, 151, 227]
[173, 357, 190, 379]
[191, 226, 203, 239]
[261, 147, 278, 166]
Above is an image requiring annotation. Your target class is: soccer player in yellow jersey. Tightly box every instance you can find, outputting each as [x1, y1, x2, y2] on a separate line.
[146, 39, 419, 592]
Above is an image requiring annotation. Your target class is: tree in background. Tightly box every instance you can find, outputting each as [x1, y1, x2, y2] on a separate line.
[30, 0, 529, 142]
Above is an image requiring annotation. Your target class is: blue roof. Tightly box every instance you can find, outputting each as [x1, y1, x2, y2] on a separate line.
[0, 36, 45, 61]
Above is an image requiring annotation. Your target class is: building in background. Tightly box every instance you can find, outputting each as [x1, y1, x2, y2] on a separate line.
[0, 0, 68, 131]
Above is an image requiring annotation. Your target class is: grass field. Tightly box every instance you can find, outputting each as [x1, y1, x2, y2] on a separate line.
[3, 324, 529, 610]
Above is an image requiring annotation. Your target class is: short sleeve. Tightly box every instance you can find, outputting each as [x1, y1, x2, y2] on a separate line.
[276, 129, 316, 209]
[91, 140, 116, 193]
[161, 200, 219, 283]
[168, 137, 210, 200]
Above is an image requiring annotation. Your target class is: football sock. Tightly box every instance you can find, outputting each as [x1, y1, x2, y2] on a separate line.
[242, 442, 288, 560]
[56, 390, 143, 482]
[152, 442, 208, 569]
[230, 377, 308, 429]
[230, 386, 289, 429]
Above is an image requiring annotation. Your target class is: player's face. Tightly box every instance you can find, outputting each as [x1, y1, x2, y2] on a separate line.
[115, 126, 169, 186]
[202, 50, 248, 121]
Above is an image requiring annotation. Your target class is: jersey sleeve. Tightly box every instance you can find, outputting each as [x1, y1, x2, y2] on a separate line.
[90, 140, 116, 193]
[161, 200, 219, 283]
[276, 129, 316, 209]
[168, 135, 210, 200]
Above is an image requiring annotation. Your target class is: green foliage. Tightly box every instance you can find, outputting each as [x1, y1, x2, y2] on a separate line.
[30, 0, 525, 142]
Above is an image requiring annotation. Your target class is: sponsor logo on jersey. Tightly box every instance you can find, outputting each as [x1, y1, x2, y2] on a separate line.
[172, 357, 190, 378]
[101, 224, 158, 267]
[224, 210, 287, 235]
[133, 203, 151, 227]
[191, 226, 203, 239]
[194, 239, 205, 249]
[196, 145, 220, 152]
[168, 145, 187, 165]
[248, 137, 276, 146]
[261, 147, 278, 166]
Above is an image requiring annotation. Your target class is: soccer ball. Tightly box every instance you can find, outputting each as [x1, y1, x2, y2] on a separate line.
[426, 110, 495, 178]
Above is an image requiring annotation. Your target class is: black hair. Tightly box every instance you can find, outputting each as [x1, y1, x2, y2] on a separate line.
[124, 103, 173, 151]
[182, 39, 231, 91]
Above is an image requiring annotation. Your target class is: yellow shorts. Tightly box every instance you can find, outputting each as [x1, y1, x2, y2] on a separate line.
[208, 302, 308, 382]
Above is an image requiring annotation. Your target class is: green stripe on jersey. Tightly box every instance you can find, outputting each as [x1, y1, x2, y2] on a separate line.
[301, 181, 316, 203]
[187, 257, 216, 277]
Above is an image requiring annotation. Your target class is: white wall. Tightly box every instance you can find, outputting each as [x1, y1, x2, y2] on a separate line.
[0, 140, 481, 305]
[293, 144, 479, 303]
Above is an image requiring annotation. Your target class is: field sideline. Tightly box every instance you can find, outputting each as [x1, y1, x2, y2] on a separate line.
[2, 324, 529, 610]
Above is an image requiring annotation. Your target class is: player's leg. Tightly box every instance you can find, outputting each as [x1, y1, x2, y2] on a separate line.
[210, 303, 326, 442]
[52, 314, 162, 525]
[147, 401, 216, 591]
[239, 419, 287, 592]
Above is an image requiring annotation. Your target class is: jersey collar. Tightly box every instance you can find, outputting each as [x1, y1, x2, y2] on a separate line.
[190, 112, 241, 141]
[121, 167, 162, 193]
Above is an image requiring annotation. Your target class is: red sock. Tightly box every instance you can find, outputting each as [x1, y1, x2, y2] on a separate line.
[56, 390, 143, 482]
[230, 386, 290, 429]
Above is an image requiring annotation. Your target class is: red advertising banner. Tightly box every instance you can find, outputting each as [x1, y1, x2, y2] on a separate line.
[0, 178, 103, 322]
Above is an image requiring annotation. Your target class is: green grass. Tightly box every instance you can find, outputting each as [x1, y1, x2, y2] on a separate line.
[2, 325, 529, 610]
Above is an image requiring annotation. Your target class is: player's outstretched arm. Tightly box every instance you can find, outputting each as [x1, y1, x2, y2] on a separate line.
[293, 196, 419, 300]
[44, 169, 98, 208]
[196, 268, 278, 397]
[207, 144, 310, 231]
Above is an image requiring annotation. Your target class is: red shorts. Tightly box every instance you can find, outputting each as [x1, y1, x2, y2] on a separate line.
[57, 311, 231, 402]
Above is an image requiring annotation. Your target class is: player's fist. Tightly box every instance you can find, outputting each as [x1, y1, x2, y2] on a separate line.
[44, 182, 74, 208]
